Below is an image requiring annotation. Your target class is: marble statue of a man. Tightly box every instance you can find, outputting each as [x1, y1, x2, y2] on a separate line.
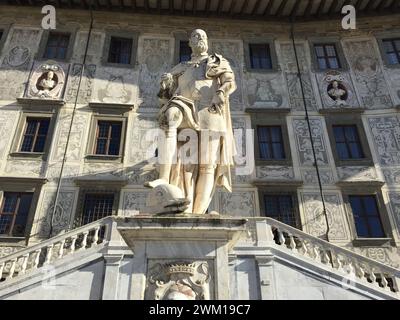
[145, 29, 236, 214]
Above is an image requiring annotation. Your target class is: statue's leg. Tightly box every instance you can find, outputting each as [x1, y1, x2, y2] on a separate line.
[159, 106, 183, 181]
[192, 132, 220, 214]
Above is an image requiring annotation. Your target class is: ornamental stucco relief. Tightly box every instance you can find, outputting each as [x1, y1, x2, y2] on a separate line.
[0, 111, 18, 159]
[301, 168, 334, 185]
[256, 166, 295, 180]
[65, 63, 96, 103]
[122, 191, 148, 216]
[293, 119, 329, 166]
[301, 192, 349, 241]
[37, 190, 75, 237]
[219, 190, 256, 217]
[244, 73, 287, 109]
[337, 166, 378, 181]
[138, 38, 172, 109]
[368, 116, 400, 166]
[52, 111, 89, 162]
[93, 67, 139, 104]
[344, 40, 393, 109]
[388, 192, 400, 238]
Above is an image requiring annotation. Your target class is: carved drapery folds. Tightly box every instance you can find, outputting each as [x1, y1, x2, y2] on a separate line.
[26, 61, 67, 100]
[146, 260, 211, 300]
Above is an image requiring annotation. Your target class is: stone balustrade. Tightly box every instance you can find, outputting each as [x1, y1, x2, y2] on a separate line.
[0, 217, 113, 284]
[259, 218, 400, 296]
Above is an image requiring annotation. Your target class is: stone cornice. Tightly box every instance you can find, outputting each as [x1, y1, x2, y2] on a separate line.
[17, 97, 65, 107]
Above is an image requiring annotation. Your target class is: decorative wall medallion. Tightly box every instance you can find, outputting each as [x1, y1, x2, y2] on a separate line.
[27, 62, 66, 99]
[146, 261, 212, 300]
[316, 71, 358, 108]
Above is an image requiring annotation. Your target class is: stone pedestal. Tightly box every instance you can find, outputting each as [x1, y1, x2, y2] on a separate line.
[115, 215, 247, 300]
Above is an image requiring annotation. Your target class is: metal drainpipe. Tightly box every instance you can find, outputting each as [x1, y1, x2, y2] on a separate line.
[289, 18, 330, 243]
[49, 3, 94, 238]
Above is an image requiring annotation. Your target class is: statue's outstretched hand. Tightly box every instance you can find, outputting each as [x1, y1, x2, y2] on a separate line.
[209, 91, 225, 115]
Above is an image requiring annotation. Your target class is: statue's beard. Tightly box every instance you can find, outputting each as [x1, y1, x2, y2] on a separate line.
[190, 40, 208, 55]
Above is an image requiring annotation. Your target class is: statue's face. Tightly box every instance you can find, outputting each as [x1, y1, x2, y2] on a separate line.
[47, 71, 54, 79]
[189, 29, 208, 55]
[332, 81, 338, 88]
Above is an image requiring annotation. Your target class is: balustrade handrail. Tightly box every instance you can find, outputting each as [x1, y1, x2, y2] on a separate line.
[0, 216, 114, 266]
[262, 217, 400, 275]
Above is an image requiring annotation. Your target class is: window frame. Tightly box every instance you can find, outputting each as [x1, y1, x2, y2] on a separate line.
[0, 177, 45, 243]
[85, 113, 128, 163]
[376, 31, 400, 68]
[73, 187, 120, 229]
[173, 32, 189, 65]
[244, 38, 279, 73]
[325, 114, 373, 167]
[20, 117, 51, 153]
[9, 110, 57, 161]
[36, 28, 77, 62]
[94, 120, 123, 156]
[342, 188, 393, 246]
[250, 112, 292, 166]
[0, 192, 34, 238]
[102, 30, 138, 68]
[0, 24, 10, 56]
[258, 189, 301, 230]
[308, 37, 348, 72]
[256, 125, 286, 161]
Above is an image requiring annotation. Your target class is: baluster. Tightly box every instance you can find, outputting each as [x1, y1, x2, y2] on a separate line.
[380, 273, 389, 290]
[288, 234, 297, 251]
[79, 232, 89, 251]
[300, 238, 308, 256]
[331, 251, 342, 270]
[44, 244, 54, 265]
[19, 254, 29, 275]
[0, 262, 4, 280]
[92, 227, 100, 245]
[321, 250, 330, 265]
[8, 259, 17, 279]
[58, 239, 66, 259]
[33, 249, 41, 269]
[369, 268, 377, 284]
[313, 244, 321, 262]
[70, 235, 77, 254]
[277, 229, 285, 246]
[347, 259, 355, 275]
[356, 263, 365, 280]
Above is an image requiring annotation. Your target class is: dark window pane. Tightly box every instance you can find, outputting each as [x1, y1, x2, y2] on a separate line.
[249, 44, 272, 69]
[95, 121, 122, 155]
[314, 43, 340, 69]
[272, 143, 285, 159]
[349, 195, 385, 238]
[354, 218, 369, 238]
[108, 37, 133, 64]
[44, 33, 70, 60]
[383, 39, 400, 65]
[333, 126, 345, 142]
[317, 58, 327, 70]
[387, 53, 399, 65]
[258, 126, 285, 160]
[264, 195, 297, 227]
[315, 45, 324, 57]
[179, 40, 191, 62]
[333, 125, 364, 160]
[20, 135, 34, 152]
[33, 136, 46, 152]
[0, 192, 33, 236]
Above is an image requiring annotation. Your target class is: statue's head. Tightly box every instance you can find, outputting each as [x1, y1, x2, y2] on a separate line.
[332, 80, 339, 88]
[189, 29, 208, 55]
[47, 71, 54, 80]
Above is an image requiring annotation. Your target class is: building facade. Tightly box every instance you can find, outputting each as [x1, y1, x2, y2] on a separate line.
[0, 0, 400, 300]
